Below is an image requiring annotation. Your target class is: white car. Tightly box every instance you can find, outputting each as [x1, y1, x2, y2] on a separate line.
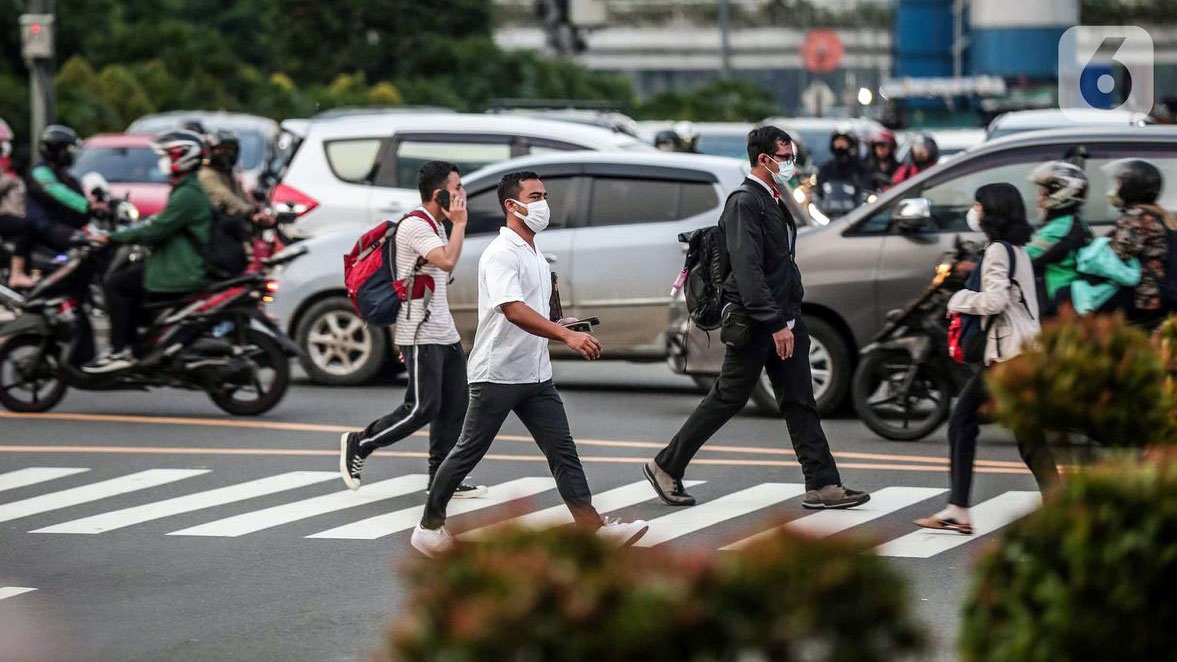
[265, 151, 762, 385]
[985, 108, 1152, 141]
[270, 112, 651, 236]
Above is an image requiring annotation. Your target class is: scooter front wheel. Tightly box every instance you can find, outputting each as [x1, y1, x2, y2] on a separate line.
[0, 334, 68, 413]
[852, 348, 952, 442]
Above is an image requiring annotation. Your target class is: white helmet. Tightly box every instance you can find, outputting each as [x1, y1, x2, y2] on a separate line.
[1028, 160, 1088, 212]
[152, 129, 206, 177]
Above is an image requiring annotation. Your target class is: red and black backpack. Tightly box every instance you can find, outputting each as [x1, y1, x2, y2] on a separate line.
[343, 210, 439, 327]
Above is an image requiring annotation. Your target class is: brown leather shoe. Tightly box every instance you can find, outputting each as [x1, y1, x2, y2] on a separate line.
[802, 484, 870, 509]
[643, 461, 696, 506]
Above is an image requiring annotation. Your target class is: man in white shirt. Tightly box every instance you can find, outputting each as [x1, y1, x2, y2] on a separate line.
[410, 171, 649, 557]
[339, 161, 485, 498]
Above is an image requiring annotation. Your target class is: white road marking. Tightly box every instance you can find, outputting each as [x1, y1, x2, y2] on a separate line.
[307, 477, 556, 540]
[0, 467, 89, 493]
[876, 491, 1041, 558]
[170, 474, 429, 537]
[0, 587, 37, 601]
[635, 483, 807, 547]
[33, 471, 338, 534]
[461, 480, 706, 541]
[722, 486, 947, 550]
[0, 469, 208, 523]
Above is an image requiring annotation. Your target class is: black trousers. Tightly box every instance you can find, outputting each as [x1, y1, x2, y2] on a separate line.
[948, 369, 1060, 507]
[422, 380, 601, 529]
[656, 318, 841, 491]
[32, 220, 79, 254]
[0, 213, 32, 260]
[103, 262, 190, 352]
[356, 342, 468, 479]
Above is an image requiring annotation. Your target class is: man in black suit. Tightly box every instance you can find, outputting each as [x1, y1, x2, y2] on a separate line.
[645, 126, 870, 510]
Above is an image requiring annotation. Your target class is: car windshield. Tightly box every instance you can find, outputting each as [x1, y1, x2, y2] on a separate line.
[72, 146, 168, 184]
[697, 133, 749, 160]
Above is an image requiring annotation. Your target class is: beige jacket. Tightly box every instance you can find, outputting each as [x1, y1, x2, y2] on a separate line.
[947, 241, 1041, 365]
[197, 166, 255, 218]
[0, 172, 25, 218]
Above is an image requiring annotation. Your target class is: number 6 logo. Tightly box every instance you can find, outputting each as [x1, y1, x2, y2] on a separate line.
[1079, 37, 1133, 110]
[1059, 27, 1153, 120]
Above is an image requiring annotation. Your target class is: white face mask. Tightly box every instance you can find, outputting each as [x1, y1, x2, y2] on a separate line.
[510, 198, 551, 233]
[966, 206, 984, 233]
[158, 156, 172, 176]
[767, 156, 796, 188]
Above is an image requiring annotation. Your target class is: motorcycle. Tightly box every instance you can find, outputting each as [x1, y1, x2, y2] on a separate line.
[850, 236, 979, 441]
[0, 237, 307, 416]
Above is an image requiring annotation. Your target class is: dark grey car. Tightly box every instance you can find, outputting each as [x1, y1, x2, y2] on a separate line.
[669, 126, 1177, 415]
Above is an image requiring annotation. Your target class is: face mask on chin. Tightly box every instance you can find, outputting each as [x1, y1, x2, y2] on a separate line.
[510, 198, 551, 233]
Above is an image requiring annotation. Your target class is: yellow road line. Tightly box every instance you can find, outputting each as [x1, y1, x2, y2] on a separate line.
[0, 411, 1026, 469]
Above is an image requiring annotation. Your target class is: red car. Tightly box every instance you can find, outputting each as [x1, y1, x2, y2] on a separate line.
[71, 134, 170, 217]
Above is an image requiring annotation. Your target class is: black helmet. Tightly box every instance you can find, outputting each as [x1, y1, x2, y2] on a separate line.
[908, 133, 939, 167]
[829, 126, 859, 156]
[654, 129, 679, 152]
[152, 129, 206, 177]
[1029, 160, 1088, 212]
[39, 124, 80, 166]
[207, 129, 241, 171]
[1101, 158, 1162, 209]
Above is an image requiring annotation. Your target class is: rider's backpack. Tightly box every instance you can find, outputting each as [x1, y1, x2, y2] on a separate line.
[343, 210, 438, 327]
[200, 211, 249, 279]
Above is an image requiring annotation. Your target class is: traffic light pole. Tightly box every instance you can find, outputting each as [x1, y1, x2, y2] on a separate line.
[24, 0, 56, 149]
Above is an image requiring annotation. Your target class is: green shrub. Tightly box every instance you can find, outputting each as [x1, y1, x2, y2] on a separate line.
[987, 310, 1177, 447]
[961, 458, 1177, 661]
[385, 524, 925, 662]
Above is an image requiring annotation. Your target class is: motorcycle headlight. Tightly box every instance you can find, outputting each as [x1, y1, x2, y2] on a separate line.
[932, 262, 952, 286]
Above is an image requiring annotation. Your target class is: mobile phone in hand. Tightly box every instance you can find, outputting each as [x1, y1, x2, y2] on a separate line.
[436, 189, 451, 210]
[560, 317, 600, 333]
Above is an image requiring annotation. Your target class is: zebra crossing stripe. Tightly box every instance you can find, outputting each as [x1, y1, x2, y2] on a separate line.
[461, 480, 707, 541]
[170, 474, 429, 537]
[0, 469, 208, 524]
[721, 486, 947, 550]
[32, 471, 338, 535]
[0, 468, 89, 493]
[0, 587, 36, 601]
[307, 477, 557, 540]
[876, 491, 1041, 558]
[635, 483, 807, 547]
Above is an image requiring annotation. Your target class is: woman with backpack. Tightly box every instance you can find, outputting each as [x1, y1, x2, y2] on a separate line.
[915, 183, 1058, 535]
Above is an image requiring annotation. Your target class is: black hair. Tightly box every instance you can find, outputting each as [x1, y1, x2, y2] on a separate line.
[417, 160, 460, 202]
[746, 126, 793, 168]
[975, 182, 1033, 246]
[497, 170, 541, 214]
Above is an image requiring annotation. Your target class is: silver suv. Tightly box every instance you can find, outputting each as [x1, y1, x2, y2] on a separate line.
[669, 126, 1177, 415]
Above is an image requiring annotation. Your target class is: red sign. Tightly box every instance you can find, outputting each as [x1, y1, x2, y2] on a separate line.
[801, 29, 844, 74]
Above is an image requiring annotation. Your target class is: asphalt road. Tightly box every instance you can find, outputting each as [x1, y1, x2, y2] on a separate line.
[0, 362, 1050, 662]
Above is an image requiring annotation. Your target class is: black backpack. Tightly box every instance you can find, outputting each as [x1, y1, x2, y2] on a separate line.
[678, 225, 729, 330]
[190, 211, 249, 279]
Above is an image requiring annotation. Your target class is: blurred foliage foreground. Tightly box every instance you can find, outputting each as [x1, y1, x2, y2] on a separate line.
[385, 313, 1177, 662]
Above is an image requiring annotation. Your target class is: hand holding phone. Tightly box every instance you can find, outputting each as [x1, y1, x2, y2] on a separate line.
[559, 317, 600, 333]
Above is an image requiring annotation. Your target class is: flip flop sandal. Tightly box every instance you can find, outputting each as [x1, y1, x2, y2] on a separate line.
[913, 516, 974, 535]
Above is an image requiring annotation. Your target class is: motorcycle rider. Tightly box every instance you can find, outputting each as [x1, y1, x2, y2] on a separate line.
[864, 128, 900, 191]
[891, 132, 939, 185]
[199, 129, 274, 230]
[1099, 159, 1176, 325]
[84, 130, 213, 373]
[1025, 160, 1092, 314]
[654, 121, 701, 153]
[815, 128, 867, 214]
[24, 125, 109, 256]
[0, 120, 34, 289]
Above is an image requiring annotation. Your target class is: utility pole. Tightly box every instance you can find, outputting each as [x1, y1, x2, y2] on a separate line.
[719, 0, 732, 78]
[21, 0, 57, 150]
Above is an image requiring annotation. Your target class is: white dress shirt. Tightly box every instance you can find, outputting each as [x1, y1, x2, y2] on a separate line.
[466, 227, 555, 384]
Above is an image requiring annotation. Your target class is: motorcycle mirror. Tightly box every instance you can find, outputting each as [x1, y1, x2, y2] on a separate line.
[891, 197, 933, 233]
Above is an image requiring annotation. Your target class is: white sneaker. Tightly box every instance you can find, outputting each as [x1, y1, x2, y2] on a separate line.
[595, 517, 649, 548]
[410, 525, 454, 558]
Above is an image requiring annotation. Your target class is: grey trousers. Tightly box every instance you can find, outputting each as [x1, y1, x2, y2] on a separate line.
[421, 380, 601, 529]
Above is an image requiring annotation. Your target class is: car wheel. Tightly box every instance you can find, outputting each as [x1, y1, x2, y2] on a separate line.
[294, 296, 389, 385]
[751, 315, 850, 417]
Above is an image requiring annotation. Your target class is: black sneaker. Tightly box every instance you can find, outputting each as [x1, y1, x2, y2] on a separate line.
[425, 479, 488, 498]
[802, 484, 870, 509]
[339, 432, 364, 491]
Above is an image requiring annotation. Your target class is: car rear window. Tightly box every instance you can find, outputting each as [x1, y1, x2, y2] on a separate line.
[587, 178, 719, 226]
[324, 139, 383, 183]
[466, 176, 582, 235]
[72, 146, 169, 184]
[394, 141, 512, 189]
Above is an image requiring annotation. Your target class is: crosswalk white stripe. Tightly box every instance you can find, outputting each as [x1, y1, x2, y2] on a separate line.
[32, 471, 338, 534]
[635, 483, 807, 547]
[0, 469, 208, 524]
[307, 477, 556, 540]
[0, 587, 37, 601]
[169, 474, 429, 537]
[0, 468, 89, 493]
[721, 486, 947, 551]
[461, 480, 706, 541]
[876, 491, 1041, 558]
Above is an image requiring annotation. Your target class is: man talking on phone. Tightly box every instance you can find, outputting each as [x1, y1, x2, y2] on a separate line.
[410, 171, 648, 557]
[339, 161, 486, 499]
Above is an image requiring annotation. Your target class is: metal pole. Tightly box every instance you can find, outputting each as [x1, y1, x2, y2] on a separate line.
[719, 0, 732, 78]
[25, 0, 56, 149]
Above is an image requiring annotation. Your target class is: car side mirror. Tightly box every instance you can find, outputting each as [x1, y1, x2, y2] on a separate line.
[891, 197, 933, 233]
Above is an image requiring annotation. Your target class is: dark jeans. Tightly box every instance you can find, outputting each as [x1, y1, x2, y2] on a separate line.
[656, 317, 841, 491]
[357, 342, 468, 479]
[32, 220, 79, 254]
[0, 213, 32, 260]
[948, 369, 1060, 507]
[422, 380, 601, 529]
[103, 262, 190, 352]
